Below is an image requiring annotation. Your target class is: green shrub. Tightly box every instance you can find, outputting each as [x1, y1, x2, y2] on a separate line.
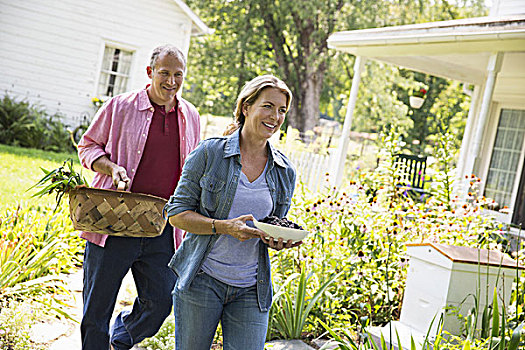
[0, 202, 83, 307]
[0, 202, 83, 347]
[0, 147, 89, 346]
[268, 128, 509, 342]
[0, 94, 72, 153]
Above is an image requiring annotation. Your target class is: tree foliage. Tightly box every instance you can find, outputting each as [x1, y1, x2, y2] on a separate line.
[184, 0, 487, 145]
[184, 0, 276, 119]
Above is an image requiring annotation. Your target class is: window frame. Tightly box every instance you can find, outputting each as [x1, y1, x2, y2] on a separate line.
[481, 103, 525, 224]
[93, 41, 137, 101]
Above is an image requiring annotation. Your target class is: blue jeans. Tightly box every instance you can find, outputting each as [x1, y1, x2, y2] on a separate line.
[81, 225, 175, 350]
[173, 271, 269, 350]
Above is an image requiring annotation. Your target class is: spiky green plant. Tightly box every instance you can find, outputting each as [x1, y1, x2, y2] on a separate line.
[271, 264, 341, 339]
[28, 158, 87, 211]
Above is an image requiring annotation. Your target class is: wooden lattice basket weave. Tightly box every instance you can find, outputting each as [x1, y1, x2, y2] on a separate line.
[68, 186, 167, 237]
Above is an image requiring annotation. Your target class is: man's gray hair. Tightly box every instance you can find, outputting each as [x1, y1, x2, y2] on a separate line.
[149, 45, 186, 70]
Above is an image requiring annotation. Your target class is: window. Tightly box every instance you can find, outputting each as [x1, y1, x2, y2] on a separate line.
[97, 46, 134, 99]
[513, 162, 525, 226]
[484, 109, 525, 209]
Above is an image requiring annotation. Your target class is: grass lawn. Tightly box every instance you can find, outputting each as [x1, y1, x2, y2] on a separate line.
[0, 144, 94, 207]
[0, 114, 233, 208]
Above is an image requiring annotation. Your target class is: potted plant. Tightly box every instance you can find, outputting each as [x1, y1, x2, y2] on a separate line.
[409, 88, 427, 109]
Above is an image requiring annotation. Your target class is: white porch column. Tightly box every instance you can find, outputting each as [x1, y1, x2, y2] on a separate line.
[330, 55, 366, 187]
[456, 85, 481, 180]
[463, 52, 503, 178]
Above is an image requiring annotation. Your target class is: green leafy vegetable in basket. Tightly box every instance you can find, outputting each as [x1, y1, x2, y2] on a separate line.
[28, 158, 88, 211]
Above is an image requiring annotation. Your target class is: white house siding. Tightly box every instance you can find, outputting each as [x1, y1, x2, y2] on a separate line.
[0, 0, 195, 127]
[490, 0, 525, 16]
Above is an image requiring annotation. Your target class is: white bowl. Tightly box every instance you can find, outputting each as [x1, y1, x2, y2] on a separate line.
[253, 219, 308, 243]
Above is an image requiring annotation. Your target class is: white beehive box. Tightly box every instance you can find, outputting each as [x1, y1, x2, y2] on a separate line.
[400, 243, 523, 337]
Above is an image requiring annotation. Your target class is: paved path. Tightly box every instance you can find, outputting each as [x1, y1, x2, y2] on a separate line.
[31, 268, 335, 350]
[31, 268, 143, 349]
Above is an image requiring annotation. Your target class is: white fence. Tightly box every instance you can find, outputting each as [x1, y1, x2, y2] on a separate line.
[285, 149, 335, 192]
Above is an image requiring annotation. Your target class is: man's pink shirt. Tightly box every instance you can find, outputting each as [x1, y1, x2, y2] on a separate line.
[77, 87, 201, 248]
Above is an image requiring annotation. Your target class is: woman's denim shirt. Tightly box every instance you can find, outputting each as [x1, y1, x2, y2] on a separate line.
[164, 129, 296, 311]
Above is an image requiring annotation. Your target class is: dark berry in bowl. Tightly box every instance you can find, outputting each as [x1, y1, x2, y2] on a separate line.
[260, 216, 304, 230]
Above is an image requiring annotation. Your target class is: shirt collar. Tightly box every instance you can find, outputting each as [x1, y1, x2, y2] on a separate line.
[224, 128, 287, 168]
[138, 85, 180, 112]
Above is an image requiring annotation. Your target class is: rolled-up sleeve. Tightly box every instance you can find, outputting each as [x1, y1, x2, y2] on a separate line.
[77, 101, 113, 171]
[164, 142, 207, 218]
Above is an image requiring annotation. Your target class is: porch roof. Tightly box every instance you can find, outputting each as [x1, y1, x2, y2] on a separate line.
[327, 15, 525, 85]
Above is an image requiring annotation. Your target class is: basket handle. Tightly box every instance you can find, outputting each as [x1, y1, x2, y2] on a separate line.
[117, 181, 127, 191]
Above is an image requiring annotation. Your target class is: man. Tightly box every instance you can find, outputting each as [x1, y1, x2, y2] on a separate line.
[77, 45, 200, 350]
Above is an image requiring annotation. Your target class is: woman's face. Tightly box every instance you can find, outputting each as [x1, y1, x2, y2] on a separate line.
[242, 87, 287, 141]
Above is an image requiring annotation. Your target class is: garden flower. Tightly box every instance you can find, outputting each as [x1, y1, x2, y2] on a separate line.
[412, 88, 427, 98]
[91, 96, 105, 108]
[499, 206, 510, 214]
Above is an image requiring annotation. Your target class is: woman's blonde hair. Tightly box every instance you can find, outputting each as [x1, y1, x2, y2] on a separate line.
[223, 74, 292, 136]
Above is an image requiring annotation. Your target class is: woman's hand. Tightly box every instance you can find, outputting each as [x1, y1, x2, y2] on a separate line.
[260, 234, 303, 251]
[221, 214, 262, 242]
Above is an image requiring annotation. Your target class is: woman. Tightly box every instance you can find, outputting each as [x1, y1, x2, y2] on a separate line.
[164, 74, 301, 349]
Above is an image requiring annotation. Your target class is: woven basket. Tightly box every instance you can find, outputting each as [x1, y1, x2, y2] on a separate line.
[68, 186, 168, 237]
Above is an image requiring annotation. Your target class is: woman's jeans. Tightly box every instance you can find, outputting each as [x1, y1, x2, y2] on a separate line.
[173, 271, 269, 350]
[81, 225, 175, 350]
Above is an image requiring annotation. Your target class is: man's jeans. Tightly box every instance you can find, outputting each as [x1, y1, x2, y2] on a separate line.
[81, 225, 175, 350]
[173, 271, 269, 350]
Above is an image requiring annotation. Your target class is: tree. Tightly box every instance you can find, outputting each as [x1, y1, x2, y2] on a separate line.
[185, 0, 349, 134]
[252, 0, 345, 134]
[184, 0, 487, 138]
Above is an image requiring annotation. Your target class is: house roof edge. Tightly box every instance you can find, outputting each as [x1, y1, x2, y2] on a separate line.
[172, 0, 214, 36]
[328, 15, 525, 49]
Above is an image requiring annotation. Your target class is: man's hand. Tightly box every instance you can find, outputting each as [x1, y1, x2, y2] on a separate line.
[111, 165, 130, 190]
[92, 156, 130, 190]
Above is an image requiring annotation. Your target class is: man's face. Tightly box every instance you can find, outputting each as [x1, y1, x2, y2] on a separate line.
[146, 53, 185, 105]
